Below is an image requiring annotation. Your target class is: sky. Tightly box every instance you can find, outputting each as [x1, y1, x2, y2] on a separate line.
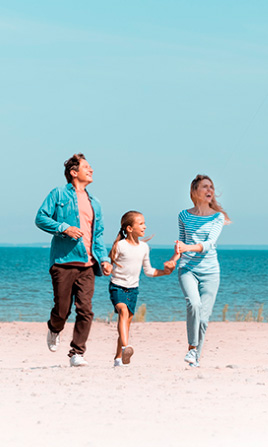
[1, 0, 268, 246]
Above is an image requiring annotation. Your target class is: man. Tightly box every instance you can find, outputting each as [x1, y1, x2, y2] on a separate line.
[35, 153, 112, 366]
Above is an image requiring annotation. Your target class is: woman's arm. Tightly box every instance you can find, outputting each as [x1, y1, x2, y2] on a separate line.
[176, 240, 203, 253]
[176, 213, 225, 253]
[200, 213, 225, 252]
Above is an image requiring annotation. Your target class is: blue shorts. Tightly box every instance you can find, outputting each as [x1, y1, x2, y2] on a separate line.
[109, 282, 139, 315]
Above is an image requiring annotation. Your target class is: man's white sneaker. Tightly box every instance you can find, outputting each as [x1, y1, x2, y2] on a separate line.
[122, 345, 134, 365]
[70, 354, 88, 367]
[114, 358, 123, 367]
[47, 330, 60, 352]
[184, 348, 198, 364]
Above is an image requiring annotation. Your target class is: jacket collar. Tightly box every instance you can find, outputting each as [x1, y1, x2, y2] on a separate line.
[66, 182, 93, 199]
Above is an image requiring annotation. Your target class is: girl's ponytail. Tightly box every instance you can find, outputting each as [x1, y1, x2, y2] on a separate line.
[109, 229, 125, 265]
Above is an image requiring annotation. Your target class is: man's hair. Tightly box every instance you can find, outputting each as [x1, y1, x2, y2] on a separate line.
[64, 153, 86, 183]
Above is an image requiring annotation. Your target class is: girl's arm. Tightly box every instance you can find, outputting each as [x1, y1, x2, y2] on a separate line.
[169, 249, 181, 263]
[153, 263, 175, 277]
[142, 244, 173, 277]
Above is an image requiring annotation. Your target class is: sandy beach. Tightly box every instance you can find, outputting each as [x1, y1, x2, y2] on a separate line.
[1, 321, 267, 447]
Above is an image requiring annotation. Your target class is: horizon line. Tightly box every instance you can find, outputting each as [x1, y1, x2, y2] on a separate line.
[1, 243, 268, 250]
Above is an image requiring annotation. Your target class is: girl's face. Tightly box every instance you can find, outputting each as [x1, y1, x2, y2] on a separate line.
[195, 179, 214, 204]
[128, 214, 146, 238]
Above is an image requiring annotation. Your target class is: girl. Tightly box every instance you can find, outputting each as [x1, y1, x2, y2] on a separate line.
[109, 210, 175, 367]
[169, 175, 230, 367]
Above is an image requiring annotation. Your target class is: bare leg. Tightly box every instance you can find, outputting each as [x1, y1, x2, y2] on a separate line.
[188, 344, 196, 350]
[115, 303, 133, 359]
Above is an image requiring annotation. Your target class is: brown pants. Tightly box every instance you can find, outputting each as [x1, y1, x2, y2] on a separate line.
[48, 264, 95, 357]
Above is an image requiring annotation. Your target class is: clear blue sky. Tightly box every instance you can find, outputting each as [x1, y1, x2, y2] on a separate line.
[1, 1, 267, 245]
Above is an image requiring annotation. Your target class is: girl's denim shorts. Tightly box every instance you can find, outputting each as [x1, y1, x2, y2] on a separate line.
[109, 281, 139, 315]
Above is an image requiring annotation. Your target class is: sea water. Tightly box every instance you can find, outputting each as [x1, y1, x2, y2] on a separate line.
[0, 247, 267, 322]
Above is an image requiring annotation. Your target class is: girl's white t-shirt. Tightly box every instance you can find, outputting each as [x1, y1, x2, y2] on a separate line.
[111, 239, 156, 288]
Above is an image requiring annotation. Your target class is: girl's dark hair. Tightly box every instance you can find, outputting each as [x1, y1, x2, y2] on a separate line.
[64, 153, 86, 183]
[190, 174, 231, 224]
[109, 211, 143, 265]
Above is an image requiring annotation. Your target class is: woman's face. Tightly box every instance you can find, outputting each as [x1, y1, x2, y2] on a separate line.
[195, 179, 214, 204]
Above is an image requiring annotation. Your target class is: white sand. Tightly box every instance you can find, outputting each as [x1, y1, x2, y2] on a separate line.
[0, 321, 267, 447]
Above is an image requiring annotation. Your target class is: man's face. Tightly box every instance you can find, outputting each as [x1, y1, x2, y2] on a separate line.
[71, 159, 93, 185]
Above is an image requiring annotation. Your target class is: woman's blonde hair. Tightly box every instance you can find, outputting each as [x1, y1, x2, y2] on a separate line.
[190, 174, 231, 224]
[109, 211, 143, 265]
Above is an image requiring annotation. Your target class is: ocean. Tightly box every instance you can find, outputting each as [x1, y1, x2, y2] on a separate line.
[0, 247, 267, 323]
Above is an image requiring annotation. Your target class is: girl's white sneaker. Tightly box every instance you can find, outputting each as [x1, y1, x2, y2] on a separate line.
[122, 345, 134, 364]
[114, 358, 123, 367]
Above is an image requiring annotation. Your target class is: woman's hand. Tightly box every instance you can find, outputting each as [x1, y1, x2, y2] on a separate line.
[175, 240, 188, 253]
[175, 240, 203, 254]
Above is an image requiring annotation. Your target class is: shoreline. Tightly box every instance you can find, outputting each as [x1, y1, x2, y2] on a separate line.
[1, 321, 268, 446]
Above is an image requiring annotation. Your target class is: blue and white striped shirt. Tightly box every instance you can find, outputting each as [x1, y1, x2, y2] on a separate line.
[178, 209, 225, 273]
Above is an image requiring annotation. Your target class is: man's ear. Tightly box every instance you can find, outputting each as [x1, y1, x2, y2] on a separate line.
[70, 169, 78, 179]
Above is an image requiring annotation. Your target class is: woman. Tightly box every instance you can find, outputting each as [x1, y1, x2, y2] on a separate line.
[169, 175, 230, 367]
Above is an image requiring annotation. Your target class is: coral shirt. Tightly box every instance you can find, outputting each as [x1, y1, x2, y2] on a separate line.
[76, 190, 95, 267]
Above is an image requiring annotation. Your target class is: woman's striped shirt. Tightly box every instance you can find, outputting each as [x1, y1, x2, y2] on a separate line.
[178, 209, 225, 273]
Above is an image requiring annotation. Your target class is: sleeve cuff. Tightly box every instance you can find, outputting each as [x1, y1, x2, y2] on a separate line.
[201, 241, 215, 252]
[100, 256, 111, 264]
[57, 222, 70, 235]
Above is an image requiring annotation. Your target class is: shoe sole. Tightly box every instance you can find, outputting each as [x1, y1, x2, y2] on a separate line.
[189, 362, 200, 368]
[184, 356, 196, 364]
[70, 362, 88, 367]
[70, 360, 88, 367]
[122, 346, 134, 364]
[48, 346, 58, 352]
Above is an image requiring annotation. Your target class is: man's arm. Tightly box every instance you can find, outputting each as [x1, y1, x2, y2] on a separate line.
[35, 189, 70, 236]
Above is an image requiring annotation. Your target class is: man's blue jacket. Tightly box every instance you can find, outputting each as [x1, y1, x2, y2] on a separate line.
[35, 183, 110, 275]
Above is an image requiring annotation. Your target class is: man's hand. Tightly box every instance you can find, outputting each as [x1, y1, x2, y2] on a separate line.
[63, 226, 84, 240]
[101, 262, 113, 276]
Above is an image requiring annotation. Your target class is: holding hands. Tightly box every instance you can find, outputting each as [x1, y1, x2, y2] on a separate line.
[175, 240, 188, 255]
[101, 262, 113, 276]
[163, 260, 176, 275]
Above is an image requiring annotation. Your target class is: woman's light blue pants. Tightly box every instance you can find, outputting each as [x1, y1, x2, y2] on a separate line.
[179, 268, 220, 358]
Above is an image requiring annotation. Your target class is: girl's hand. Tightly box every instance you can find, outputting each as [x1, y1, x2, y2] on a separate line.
[164, 260, 176, 274]
[101, 262, 113, 276]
